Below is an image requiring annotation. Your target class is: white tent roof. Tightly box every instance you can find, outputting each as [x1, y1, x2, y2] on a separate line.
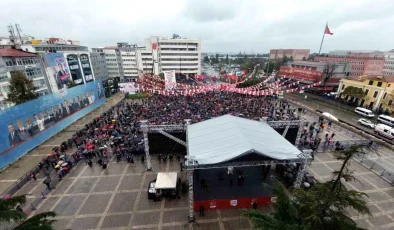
[155, 172, 177, 189]
[186, 115, 302, 165]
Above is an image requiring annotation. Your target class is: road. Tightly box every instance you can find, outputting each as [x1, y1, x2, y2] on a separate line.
[285, 93, 394, 145]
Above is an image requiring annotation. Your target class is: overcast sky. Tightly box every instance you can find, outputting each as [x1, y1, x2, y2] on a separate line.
[1, 0, 394, 53]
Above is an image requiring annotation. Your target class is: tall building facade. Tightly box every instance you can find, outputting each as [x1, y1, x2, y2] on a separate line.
[0, 49, 50, 110]
[92, 46, 125, 81]
[94, 36, 201, 81]
[383, 51, 394, 76]
[269, 49, 310, 61]
[90, 52, 109, 82]
[315, 50, 385, 79]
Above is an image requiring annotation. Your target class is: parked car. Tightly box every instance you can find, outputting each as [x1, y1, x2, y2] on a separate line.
[355, 107, 375, 118]
[357, 118, 376, 128]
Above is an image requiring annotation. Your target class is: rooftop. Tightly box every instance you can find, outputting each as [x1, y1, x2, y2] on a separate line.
[357, 75, 394, 83]
[0, 48, 37, 57]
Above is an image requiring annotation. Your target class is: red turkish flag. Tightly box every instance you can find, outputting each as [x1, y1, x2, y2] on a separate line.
[325, 24, 333, 35]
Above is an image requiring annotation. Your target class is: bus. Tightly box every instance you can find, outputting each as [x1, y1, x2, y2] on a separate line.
[377, 115, 394, 127]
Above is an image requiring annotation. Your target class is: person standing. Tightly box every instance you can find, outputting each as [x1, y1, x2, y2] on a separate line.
[199, 205, 205, 217]
[29, 171, 36, 181]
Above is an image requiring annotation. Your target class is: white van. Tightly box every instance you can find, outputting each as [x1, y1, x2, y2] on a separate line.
[377, 115, 394, 127]
[354, 107, 374, 117]
[375, 124, 394, 140]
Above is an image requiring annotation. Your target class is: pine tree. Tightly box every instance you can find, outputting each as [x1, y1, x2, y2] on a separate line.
[0, 195, 56, 230]
[6, 71, 38, 105]
[244, 144, 372, 230]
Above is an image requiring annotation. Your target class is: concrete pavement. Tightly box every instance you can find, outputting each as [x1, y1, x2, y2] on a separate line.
[0, 93, 124, 195]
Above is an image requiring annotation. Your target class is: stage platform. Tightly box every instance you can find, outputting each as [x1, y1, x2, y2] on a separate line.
[193, 166, 277, 210]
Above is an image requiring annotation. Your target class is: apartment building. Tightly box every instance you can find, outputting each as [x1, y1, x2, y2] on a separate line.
[337, 75, 394, 111]
[0, 49, 50, 110]
[269, 49, 310, 61]
[95, 36, 201, 81]
[383, 51, 394, 76]
[315, 50, 385, 79]
[90, 52, 109, 82]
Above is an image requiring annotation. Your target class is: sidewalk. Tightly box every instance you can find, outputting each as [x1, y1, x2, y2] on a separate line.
[0, 93, 124, 195]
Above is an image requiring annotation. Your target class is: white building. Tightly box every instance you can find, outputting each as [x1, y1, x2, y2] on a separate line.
[0, 49, 50, 110]
[143, 36, 201, 77]
[95, 36, 201, 81]
[383, 51, 394, 76]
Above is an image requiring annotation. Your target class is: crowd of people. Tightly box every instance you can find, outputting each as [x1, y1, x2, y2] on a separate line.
[33, 89, 329, 194]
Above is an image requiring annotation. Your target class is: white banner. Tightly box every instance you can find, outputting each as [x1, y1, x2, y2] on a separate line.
[163, 70, 177, 90]
[119, 82, 138, 94]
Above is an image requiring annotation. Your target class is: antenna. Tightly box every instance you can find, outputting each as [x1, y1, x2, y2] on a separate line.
[15, 24, 23, 44]
[8, 24, 16, 48]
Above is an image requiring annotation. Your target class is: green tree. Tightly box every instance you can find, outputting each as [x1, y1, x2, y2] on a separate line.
[159, 72, 165, 79]
[289, 56, 294, 62]
[66, 81, 77, 89]
[342, 86, 364, 100]
[244, 144, 371, 230]
[225, 54, 229, 64]
[244, 180, 302, 230]
[302, 57, 307, 61]
[112, 78, 119, 90]
[0, 195, 56, 230]
[203, 56, 210, 63]
[6, 71, 38, 105]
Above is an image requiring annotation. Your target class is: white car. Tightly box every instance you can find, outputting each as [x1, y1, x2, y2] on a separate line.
[358, 118, 376, 128]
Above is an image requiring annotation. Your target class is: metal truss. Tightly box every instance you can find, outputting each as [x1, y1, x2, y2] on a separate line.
[140, 120, 153, 171]
[294, 149, 312, 188]
[295, 119, 306, 147]
[183, 158, 305, 170]
[267, 120, 302, 128]
[282, 124, 290, 137]
[157, 130, 187, 146]
[147, 124, 186, 131]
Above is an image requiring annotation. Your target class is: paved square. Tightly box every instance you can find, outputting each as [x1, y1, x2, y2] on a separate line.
[18, 144, 394, 229]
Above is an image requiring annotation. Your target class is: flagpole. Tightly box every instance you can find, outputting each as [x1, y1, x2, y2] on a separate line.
[318, 22, 327, 54]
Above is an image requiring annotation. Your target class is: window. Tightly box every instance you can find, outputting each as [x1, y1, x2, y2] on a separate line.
[377, 82, 382, 87]
[364, 89, 369, 95]
[341, 84, 345, 90]
[369, 80, 374, 85]
[389, 84, 391, 87]
[383, 92, 387, 99]
[373, 91, 378, 98]
[389, 100, 393, 106]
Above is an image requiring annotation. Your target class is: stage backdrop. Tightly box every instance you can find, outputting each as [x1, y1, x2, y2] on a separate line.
[0, 80, 106, 169]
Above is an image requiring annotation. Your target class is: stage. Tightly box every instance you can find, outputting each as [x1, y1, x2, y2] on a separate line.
[193, 166, 277, 210]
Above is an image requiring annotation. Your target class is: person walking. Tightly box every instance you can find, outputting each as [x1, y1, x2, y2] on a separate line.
[43, 177, 51, 190]
[29, 171, 37, 181]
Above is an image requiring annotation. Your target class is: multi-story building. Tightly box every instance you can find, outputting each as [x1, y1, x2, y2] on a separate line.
[315, 50, 385, 79]
[92, 46, 124, 81]
[96, 36, 201, 81]
[269, 49, 310, 61]
[90, 51, 109, 82]
[383, 51, 394, 76]
[0, 49, 50, 110]
[337, 75, 394, 112]
[279, 61, 350, 86]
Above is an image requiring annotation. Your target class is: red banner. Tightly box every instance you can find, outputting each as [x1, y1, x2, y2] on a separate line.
[279, 66, 322, 81]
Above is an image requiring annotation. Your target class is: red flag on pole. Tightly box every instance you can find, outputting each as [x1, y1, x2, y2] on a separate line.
[325, 24, 334, 35]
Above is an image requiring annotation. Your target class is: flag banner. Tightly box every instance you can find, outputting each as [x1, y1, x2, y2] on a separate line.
[163, 70, 177, 90]
[325, 24, 334, 35]
[119, 82, 138, 94]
